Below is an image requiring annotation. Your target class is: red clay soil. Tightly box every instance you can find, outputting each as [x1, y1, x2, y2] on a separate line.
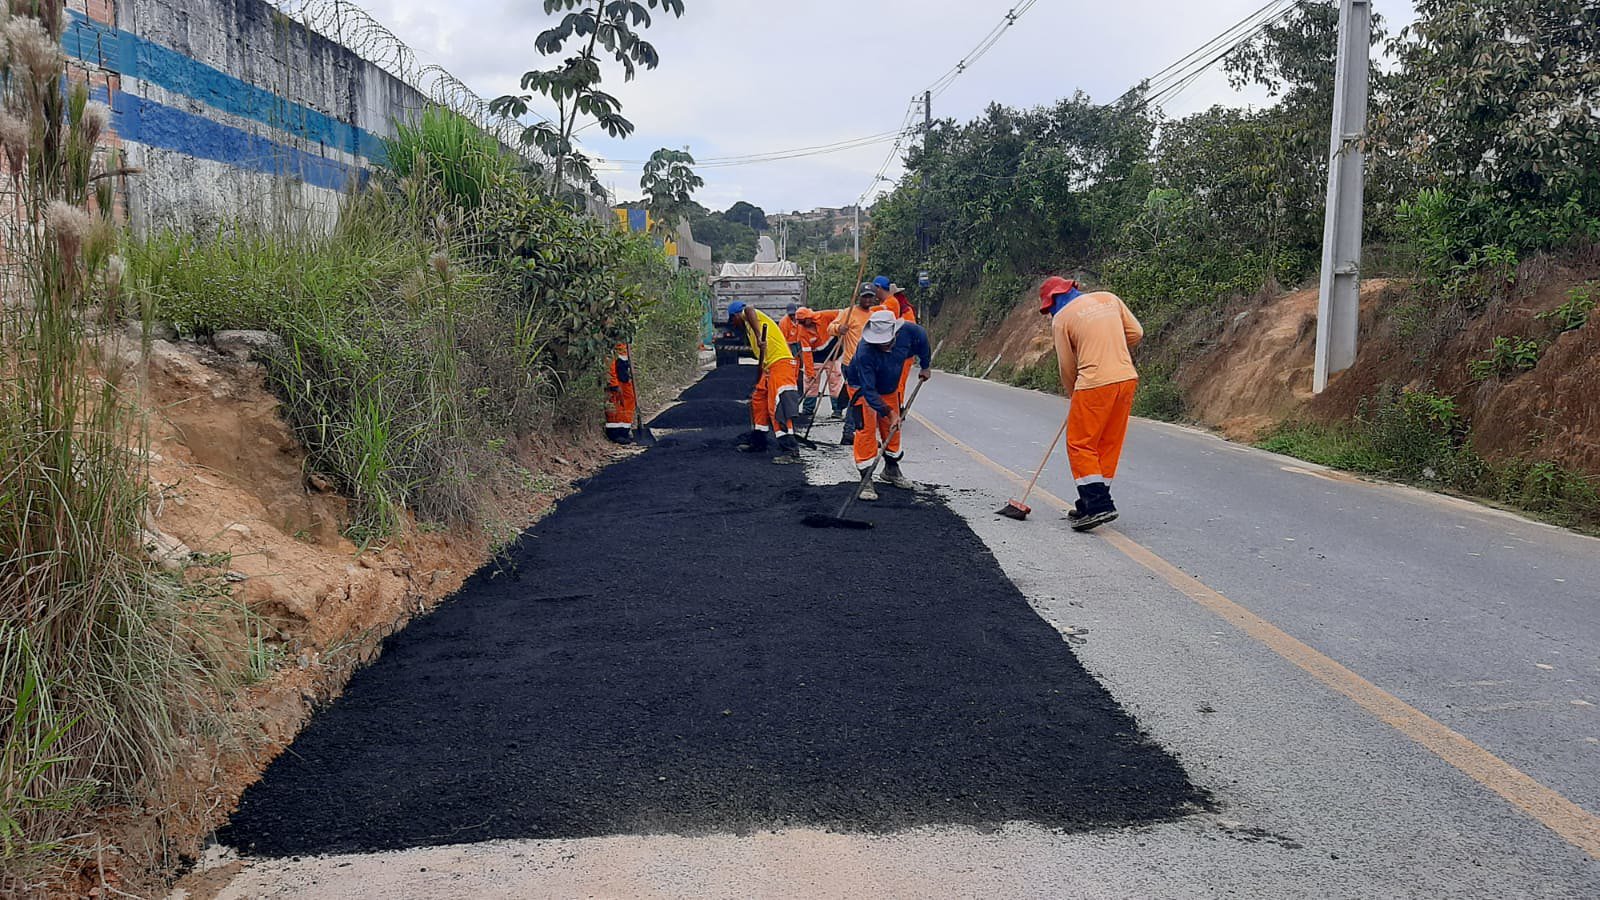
[64, 336, 617, 898]
[1306, 254, 1600, 474]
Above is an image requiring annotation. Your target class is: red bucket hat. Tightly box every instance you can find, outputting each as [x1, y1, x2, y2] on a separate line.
[1038, 276, 1078, 314]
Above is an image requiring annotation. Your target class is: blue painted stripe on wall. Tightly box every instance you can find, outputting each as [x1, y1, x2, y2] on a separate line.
[62, 11, 391, 164]
[100, 86, 364, 192]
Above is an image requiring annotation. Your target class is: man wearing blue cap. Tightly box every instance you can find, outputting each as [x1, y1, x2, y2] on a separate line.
[727, 300, 802, 464]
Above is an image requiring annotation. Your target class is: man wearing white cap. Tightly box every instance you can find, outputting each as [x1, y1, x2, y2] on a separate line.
[843, 309, 932, 500]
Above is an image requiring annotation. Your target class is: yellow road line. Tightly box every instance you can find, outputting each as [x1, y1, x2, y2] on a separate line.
[910, 410, 1600, 860]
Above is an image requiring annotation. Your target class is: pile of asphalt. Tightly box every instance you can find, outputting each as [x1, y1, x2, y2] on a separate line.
[220, 371, 1203, 857]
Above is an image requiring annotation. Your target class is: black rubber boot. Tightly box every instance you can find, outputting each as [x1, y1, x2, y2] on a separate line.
[772, 435, 801, 465]
[880, 459, 914, 489]
[737, 431, 769, 453]
[1071, 483, 1118, 532]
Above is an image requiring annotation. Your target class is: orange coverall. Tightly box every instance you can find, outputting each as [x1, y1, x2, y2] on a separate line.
[604, 344, 636, 441]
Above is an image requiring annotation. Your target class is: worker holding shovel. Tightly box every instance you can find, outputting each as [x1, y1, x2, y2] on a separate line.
[1042, 276, 1143, 531]
[845, 310, 932, 500]
[728, 301, 803, 465]
[603, 342, 636, 444]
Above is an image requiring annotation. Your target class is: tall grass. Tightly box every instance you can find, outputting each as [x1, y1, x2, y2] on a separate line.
[1, 4, 220, 888]
[127, 109, 705, 538]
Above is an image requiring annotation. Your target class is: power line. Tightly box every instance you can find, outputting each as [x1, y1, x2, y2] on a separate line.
[856, 0, 1046, 206]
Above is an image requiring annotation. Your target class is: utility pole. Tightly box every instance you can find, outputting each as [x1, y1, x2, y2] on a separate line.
[1313, 0, 1371, 394]
[917, 90, 931, 259]
[853, 204, 860, 262]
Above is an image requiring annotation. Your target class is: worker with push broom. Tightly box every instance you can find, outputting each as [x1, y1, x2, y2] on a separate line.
[779, 304, 822, 419]
[1042, 276, 1143, 531]
[845, 310, 931, 501]
[728, 301, 803, 465]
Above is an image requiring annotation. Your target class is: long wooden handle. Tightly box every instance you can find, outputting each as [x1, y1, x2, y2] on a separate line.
[1019, 415, 1069, 503]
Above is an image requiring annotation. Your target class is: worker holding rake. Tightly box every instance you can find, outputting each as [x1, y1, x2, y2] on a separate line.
[845, 310, 932, 501]
[780, 304, 822, 419]
[728, 301, 802, 465]
[1042, 276, 1143, 531]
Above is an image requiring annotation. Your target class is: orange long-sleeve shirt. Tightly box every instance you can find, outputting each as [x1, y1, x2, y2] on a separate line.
[827, 305, 875, 363]
[1051, 291, 1143, 397]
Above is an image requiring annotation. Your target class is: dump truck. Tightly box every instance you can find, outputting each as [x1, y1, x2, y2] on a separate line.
[711, 237, 807, 367]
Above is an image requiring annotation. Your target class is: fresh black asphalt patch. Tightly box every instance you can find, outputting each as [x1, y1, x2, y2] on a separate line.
[220, 365, 1205, 856]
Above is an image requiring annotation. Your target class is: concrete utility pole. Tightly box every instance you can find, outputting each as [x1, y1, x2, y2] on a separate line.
[1312, 0, 1371, 394]
[917, 90, 931, 258]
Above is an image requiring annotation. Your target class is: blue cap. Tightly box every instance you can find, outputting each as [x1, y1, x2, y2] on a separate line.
[727, 301, 746, 317]
[872, 276, 891, 290]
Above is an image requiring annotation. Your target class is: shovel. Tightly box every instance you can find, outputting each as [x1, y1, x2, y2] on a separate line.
[803, 378, 925, 530]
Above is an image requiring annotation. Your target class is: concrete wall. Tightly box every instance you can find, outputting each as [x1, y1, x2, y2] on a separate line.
[60, 0, 450, 233]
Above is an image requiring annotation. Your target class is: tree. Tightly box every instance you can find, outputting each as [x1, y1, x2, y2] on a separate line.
[1384, 0, 1600, 252]
[639, 148, 703, 232]
[490, 0, 687, 201]
[722, 201, 767, 232]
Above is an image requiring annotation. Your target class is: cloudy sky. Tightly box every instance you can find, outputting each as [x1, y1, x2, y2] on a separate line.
[353, 0, 1414, 214]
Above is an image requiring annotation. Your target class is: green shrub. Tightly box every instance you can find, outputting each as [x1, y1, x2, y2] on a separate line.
[1132, 368, 1185, 422]
[1006, 358, 1061, 393]
[1467, 336, 1543, 382]
[1537, 283, 1595, 333]
[975, 267, 1029, 328]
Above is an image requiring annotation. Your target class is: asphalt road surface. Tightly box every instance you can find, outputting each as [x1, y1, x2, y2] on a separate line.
[197, 370, 1599, 899]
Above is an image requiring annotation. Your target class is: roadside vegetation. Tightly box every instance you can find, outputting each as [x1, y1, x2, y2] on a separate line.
[867, 0, 1599, 519]
[3, 21, 702, 890]
[129, 108, 703, 541]
[1, 5, 230, 890]
[1259, 390, 1600, 531]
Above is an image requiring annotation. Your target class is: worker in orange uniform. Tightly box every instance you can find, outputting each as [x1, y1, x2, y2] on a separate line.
[604, 342, 636, 444]
[871, 277, 920, 395]
[793, 307, 824, 418]
[890, 282, 917, 324]
[727, 301, 802, 465]
[808, 307, 845, 418]
[829, 284, 880, 444]
[845, 310, 932, 501]
[1041, 276, 1143, 532]
[778, 303, 820, 418]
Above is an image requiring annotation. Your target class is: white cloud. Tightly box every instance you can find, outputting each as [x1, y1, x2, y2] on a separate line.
[352, 0, 1415, 213]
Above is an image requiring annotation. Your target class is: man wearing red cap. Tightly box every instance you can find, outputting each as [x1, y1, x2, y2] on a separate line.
[1041, 276, 1143, 531]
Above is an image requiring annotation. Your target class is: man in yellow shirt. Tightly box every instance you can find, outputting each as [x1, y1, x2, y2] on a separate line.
[1041, 276, 1143, 531]
[728, 301, 801, 464]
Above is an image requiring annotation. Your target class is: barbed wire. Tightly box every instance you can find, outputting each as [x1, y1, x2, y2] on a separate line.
[269, 1, 603, 203]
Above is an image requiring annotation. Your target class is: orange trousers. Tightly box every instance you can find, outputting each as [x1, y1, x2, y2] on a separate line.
[800, 349, 819, 398]
[1066, 379, 1137, 484]
[853, 388, 904, 471]
[752, 357, 800, 438]
[605, 382, 636, 434]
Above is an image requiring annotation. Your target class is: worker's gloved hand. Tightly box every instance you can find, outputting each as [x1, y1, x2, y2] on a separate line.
[918, 368, 932, 382]
[886, 408, 902, 433]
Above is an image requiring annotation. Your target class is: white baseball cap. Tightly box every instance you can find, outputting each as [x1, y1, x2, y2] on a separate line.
[861, 309, 902, 345]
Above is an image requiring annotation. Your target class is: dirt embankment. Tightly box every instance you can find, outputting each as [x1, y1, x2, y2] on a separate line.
[927, 252, 1600, 477]
[85, 337, 615, 896]
[1183, 254, 1600, 474]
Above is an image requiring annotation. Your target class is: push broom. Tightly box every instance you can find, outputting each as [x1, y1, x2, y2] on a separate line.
[997, 414, 1068, 521]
